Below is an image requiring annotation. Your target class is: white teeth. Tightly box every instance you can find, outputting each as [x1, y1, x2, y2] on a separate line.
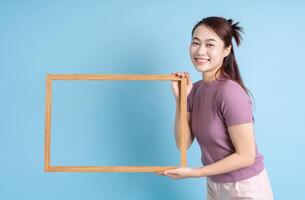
[195, 58, 209, 63]
[195, 58, 209, 65]
[196, 58, 209, 61]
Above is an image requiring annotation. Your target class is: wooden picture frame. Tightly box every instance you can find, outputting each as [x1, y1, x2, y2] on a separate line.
[44, 74, 188, 172]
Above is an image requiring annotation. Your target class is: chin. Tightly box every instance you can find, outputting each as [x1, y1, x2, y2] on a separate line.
[194, 65, 210, 72]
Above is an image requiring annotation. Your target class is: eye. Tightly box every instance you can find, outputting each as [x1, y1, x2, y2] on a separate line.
[207, 44, 214, 47]
[192, 42, 200, 46]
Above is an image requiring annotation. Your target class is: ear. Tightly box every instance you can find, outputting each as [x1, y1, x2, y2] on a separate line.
[224, 45, 232, 57]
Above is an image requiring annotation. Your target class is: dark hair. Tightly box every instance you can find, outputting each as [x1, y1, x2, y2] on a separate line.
[191, 16, 254, 103]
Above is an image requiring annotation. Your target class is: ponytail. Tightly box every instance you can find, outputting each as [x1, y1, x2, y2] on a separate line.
[219, 18, 255, 106]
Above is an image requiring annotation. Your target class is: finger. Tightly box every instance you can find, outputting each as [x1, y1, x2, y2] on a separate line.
[165, 170, 178, 176]
[178, 72, 185, 78]
[184, 72, 191, 84]
[156, 171, 165, 175]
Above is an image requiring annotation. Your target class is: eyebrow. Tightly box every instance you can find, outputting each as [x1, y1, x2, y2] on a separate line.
[192, 37, 216, 42]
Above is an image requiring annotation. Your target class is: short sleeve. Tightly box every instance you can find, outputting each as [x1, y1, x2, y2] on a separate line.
[187, 93, 192, 112]
[187, 83, 196, 113]
[217, 82, 254, 127]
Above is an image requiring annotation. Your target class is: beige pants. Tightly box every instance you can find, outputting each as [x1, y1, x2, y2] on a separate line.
[207, 168, 273, 200]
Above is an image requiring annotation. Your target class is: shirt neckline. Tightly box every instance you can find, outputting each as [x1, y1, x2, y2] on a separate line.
[200, 74, 227, 88]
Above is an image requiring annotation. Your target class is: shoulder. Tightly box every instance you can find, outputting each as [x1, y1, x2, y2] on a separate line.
[188, 80, 202, 95]
[218, 79, 248, 96]
[216, 79, 251, 104]
[187, 80, 203, 105]
[216, 79, 254, 126]
[193, 80, 202, 88]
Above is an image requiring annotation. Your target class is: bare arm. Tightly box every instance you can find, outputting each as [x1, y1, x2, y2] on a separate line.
[195, 122, 256, 177]
[157, 122, 256, 179]
[174, 99, 194, 150]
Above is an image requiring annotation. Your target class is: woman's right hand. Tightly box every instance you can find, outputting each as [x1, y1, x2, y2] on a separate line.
[171, 72, 193, 100]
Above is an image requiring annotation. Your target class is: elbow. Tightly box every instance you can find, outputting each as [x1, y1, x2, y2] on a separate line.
[244, 155, 255, 167]
[175, 143, 187, 151]
[237, 153, 255, 167]
[175, 139, 193, 151]
[176, 144, 182, 151]
[175, 130, 194, 150]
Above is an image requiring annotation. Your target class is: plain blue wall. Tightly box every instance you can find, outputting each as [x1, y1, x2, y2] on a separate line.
[1, 0, 305, 199]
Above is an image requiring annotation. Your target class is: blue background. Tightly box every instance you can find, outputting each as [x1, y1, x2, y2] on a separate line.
[1, 0, 305, 199]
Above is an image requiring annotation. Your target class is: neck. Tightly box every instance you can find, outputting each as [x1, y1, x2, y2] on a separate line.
[202, 67, 222, 82]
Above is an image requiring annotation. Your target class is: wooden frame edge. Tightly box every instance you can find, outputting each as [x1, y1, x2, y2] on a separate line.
[44, 74, 188, 172]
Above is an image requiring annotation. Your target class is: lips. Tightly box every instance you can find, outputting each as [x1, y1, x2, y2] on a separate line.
[195, 57, 210, 64]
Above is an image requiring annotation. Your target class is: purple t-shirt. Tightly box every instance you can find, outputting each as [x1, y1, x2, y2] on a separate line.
[187, 74, 265, 183]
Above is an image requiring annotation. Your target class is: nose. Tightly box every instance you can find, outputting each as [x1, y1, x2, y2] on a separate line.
[197, 44, 207, 55]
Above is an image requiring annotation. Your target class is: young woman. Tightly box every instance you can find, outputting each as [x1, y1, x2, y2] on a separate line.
[156, 16, 274, 199]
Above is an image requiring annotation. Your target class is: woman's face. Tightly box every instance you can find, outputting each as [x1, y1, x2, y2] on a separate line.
[189, 25, 231, 75]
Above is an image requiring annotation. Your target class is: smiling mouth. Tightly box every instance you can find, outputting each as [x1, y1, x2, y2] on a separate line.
[195, 58, 210, 64]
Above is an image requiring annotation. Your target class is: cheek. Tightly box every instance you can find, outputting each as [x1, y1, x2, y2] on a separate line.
[209, 49, 223, 60]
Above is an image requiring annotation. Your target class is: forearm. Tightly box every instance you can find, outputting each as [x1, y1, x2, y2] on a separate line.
[174, 99, 192, 150]
[194, 153, 254, 177]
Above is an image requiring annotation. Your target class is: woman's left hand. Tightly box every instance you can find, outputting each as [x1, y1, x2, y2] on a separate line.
[156, 167, 202, 180]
